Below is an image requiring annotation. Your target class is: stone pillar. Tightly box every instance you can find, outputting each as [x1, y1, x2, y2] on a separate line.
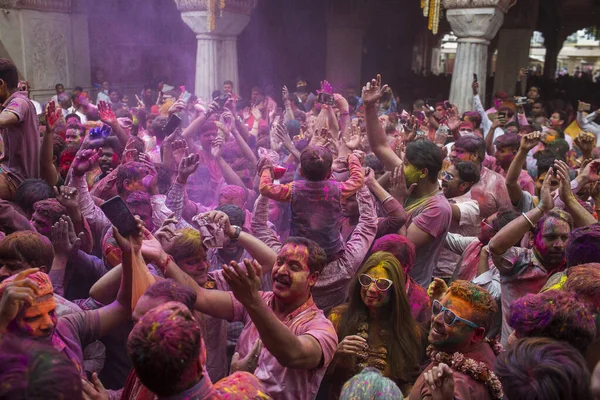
[543, 30, 560, 79]
[325, 1, 369, 92]
[442, 0, 512, 113]
[0, 0, 91, 101]
[174, 0, 256, 99]
[493, 29, 532, 96]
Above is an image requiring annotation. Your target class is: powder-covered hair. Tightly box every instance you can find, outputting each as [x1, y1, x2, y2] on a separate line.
[495, 337, 593, 400]
[563, 263, 600, 312]
[32, 198, 67, 225]
[127, 301, 202, 397]
[371, 234, 415, 275]
[340, 367, 404, 400]
[218, 185, 248, 209]
[0, 335, 83, 400]
[144, 279, 197, 312]
[116, 161, 146, 195]
[15, 179, 55, 216]
[565, 224, 600, 267]
[454, 136, 486, 163]
[165, 228, 206, 264]
[534, 208, 573, 236]
[300, 146, 333, 181]
[215, 203, 245, 227]
[446, 280, 497, 332]
[0, 231, 54, 274]
[405, 140, 443, 182]
[508, 290, 596, 353]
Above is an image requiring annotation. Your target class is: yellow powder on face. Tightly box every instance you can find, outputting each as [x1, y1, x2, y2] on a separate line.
[404, 164, 422, 185]
[366, 264, 391, 281]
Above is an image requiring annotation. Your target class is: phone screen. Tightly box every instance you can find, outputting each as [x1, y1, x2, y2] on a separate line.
[163, 114, 182, 137]
[100, 196, 138, 237]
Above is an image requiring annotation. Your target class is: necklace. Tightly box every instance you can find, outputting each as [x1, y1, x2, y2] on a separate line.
[404, 186, 440, 211]
[355, 322, 389, 373]
[426, 338, 503, 400]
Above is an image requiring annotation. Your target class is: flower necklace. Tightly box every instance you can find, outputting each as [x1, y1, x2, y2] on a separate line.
[355, 322, 389, 373]
[426, 338, 504, 400]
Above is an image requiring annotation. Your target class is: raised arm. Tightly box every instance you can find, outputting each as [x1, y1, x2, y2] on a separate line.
[363, 74, 402, 171]
[489, 167, 554, 261]
[555, 160, 597, 227]
[182, 102, 219, 152]
[472, 81, 492, 135]
[40, 102, 61, 186]
[250, 195, 283, 252]
[224, 260, 329, 369]
[98, 101, 129, 147]
[364, 168, 407, 232]
[506, 132, 541, 206]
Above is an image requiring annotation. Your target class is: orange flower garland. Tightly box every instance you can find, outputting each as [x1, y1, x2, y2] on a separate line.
[421, 0, 441, 35]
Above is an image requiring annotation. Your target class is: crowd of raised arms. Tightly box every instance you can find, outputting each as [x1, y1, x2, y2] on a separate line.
[1, 56, 600, 400]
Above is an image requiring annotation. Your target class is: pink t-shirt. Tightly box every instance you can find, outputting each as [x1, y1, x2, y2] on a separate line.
[231, 292, 338, 400]
[405, 192, 452, 287]
[0, 91, 40, 182]
[470, 167, 511, 219]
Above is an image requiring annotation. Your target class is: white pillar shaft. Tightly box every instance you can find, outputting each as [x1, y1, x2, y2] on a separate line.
[220, 37, 239, 94]
[196, 34, 219, 100]
[449, 39, 488, 114]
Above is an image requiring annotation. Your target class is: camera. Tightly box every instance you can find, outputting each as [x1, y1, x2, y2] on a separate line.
[214, 92, 231, 109]
[317, 92, 335, 106]
[514, 97, 527, 106]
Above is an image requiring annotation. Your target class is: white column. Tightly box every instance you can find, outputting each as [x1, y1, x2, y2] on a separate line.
[443, 5, 506, 113]
[450, 38, 490, 113]
[196, 34, 219, 99]
[220, 36, 239, 94]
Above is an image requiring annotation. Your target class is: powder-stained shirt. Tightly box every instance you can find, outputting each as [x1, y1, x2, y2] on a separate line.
[492, 246, 565, 346]
[53, 309, 101, 377]
[231, 292, 338, 400]
[470, 167, 511, 219]
[409, 342, 497, 400]
[0, 91, 40, 182]
[405, 192, 452, 288]
[435, 193, 480, 278]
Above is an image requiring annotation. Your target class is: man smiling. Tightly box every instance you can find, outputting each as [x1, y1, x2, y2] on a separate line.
[156, 235, 338, 400]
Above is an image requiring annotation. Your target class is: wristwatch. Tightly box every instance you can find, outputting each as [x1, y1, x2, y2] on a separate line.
[230, 225, 242, 239]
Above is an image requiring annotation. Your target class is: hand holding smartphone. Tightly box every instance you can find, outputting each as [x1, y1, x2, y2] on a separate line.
[100, 196, 139, 238]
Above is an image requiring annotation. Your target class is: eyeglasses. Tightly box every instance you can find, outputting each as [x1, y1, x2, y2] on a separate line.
[358, 274, 393, 291]
[432, 299, 480, 328]
[441, 170, 455, 182]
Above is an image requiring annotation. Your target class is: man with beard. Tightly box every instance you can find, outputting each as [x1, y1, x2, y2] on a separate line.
[0, 58, 40, 200]
[493, 133, 535, 196]
[408, 281, 500, 400]
[0, 221, 134, 377]
[489, 167, 574, 345]
[153, 234, 338, 400]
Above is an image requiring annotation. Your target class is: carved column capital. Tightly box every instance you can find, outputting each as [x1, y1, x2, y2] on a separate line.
[442, 0, 516, 14]
[445, 7, 505, 43]
[173, 0, 257, 14]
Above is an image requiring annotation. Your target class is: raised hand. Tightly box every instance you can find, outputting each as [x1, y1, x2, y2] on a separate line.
[282, 86, 289, 103]
[45, 101, 63, 132]
[168, 99, 186, 116]
[472, 80, 479, 96]
[81, 372, 109, 400]
[520, 131, 542, 152]
[361, 74, 388, 107]
[176, 150, 200, 184]
[427, 277, 449, 300]
[211, 137, 224, 159]
[222, 259, 263, 306]
[389, 165, 416, 203]
[97, 101, 117, 126]
[51, 216, 83, 258]
[333, 93, 349, 113]
[580, 159, 600, 183]
[539, 167, 555, 212]
[256, 156, 274, 176]
[518, 67, 528, 81]
[112, 216, 145, 255]
[54, 186, 80, 211]
[72, 149, 101, 177]
[139, 153, 158, 195]
[574, 132, 595, 156]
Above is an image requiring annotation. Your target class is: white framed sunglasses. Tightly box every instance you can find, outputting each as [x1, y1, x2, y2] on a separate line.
[358, 274, 393, 291]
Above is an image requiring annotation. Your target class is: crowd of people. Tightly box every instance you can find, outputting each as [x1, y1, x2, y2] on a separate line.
[1, 54, 600, 400]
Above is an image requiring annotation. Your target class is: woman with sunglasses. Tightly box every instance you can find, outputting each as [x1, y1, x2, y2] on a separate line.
[323, 252, 422, 399]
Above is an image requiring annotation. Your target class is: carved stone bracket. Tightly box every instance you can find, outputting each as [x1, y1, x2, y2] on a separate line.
[0, 0, 72, 13]
[174, 0, 257, 14]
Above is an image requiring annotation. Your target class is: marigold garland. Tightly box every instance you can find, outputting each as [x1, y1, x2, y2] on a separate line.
[207, 0, 227, 32]
[426, 338, 504, 400]
[421, 0, 441, 35]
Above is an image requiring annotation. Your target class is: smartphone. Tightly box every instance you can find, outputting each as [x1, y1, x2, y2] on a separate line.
[580, 102, 591, 112]
[215, 93, 230, 109]
[498, 111, 507, 120]
[163, 114, 182, 137]
[100, 196, 138, 238]
[473, 73, 478, 82]
[318, 92, 335, 106]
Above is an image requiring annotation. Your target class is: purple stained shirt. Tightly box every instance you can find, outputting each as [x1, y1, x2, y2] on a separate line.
[53, 309, 101, 377]
[470, 167, 512, 219]
[405, 192, 452, 288]
[231, 292, 338, 400]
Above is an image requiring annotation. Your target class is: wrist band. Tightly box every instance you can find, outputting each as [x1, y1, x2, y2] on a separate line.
[536, 203, 545, 213]
[522, 212, 535, 229]
[230, 225, 242, 240]
[382, 195, 393, 203]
